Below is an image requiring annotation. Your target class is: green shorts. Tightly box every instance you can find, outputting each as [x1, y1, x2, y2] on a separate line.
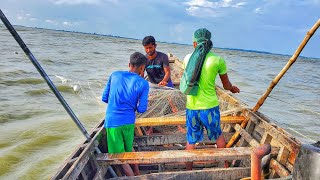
[106, 124, 135, 153]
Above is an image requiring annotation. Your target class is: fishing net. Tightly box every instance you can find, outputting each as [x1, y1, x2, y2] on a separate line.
[135, 54, 247, 134]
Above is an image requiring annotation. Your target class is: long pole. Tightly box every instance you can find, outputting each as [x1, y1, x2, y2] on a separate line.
[227, 19, 320, 148]
[252, 19, 320, 112]
[0, 9, 91, 140]
[0, 9, 117, 178]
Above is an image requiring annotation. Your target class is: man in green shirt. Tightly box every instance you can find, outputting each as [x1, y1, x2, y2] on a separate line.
[182, 28, 240, 170]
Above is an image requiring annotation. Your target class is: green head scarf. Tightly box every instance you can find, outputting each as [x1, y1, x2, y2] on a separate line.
[179, 28, 213, 95]
[189, 28, 213, 88]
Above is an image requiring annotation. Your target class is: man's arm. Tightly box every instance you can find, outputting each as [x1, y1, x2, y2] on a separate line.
[158, 55, 171, 86]
[137, 82, 149, 113]
[219, 73, 240, 93]
[158, 66, 170, 86]
[102, 76, 112, 103]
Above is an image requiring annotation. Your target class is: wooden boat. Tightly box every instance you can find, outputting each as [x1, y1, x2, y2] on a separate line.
[1, 10, 318, 180]
[51, 54, 302, 180]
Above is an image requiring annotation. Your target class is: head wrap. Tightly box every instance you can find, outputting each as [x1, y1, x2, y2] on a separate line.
[179, 28, 213, 95]
[193, 28, 212, 45]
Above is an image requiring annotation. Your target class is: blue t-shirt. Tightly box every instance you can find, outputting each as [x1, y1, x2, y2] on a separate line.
[102, 71, 149, 128]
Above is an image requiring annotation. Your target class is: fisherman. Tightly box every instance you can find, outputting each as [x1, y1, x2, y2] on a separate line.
[102, 52, 149, 176]
[141, 36, 174, 88]
[182, 28, 240, 170]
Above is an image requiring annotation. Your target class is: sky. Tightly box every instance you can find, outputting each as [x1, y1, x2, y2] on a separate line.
[1, 0, 320, 58]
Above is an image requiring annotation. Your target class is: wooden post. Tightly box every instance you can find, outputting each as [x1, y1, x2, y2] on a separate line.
[253, 19, 320, 112]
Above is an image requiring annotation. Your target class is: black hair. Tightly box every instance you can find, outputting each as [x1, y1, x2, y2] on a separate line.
[142, 36, 156, 46]
[130, 52, 148, 67]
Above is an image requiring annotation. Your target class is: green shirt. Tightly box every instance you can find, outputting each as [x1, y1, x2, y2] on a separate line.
[183, 51, 227, 110]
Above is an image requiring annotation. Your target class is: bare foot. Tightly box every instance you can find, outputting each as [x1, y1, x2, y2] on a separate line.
[145, 127, 153, 135]
[177, 125, 186, 133]
[224, 161, 229, 168]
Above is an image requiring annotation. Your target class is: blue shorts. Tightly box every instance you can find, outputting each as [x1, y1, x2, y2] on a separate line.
[186, 106, 222, 144]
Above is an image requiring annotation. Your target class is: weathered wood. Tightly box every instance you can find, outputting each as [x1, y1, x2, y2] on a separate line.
[97, 147, 252, 165]
[260, 133, 273, 145]
[277, 147, 290, 166]
[270, 158, 290, 177]
[245, 119, 256, 134]
[133, 132, 234, 147]
[234, 124, 260, 147]
[134, 126, 143, 136]
[135, 116, 245, 126]
[109, 167, 250, 180]
[226, 115, 249, 148]
[64, 133, 103, 179]
[285, 161, 294, 172]
[248, 111, 300, 164]
[92, 166, 107, 180]
[51, 119, 105, 180]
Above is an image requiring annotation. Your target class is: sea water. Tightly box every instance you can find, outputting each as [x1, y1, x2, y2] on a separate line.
[0, 25, 319, 179]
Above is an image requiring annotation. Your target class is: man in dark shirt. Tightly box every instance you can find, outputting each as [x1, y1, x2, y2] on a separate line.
[141, 36, 174, 88]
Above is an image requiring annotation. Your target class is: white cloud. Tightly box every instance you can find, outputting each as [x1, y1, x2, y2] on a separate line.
[45, 19, 59, 25]
[62, 21, 79, 26]
[29, 17, 38, 21]
[184, 0, 247, 17]
[186, 6, 221, 17]
[52, 0, 118, 5]
[254, 7, 263, 14]
[16, 12, 37, 21]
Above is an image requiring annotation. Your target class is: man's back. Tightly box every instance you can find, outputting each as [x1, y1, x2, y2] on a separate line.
[102, 71, 149, 127]
[184, 51, 227, 110]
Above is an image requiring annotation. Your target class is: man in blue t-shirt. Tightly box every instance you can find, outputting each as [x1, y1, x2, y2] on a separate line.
[102, 52, 149, 176]
[141, 36, 174, 88]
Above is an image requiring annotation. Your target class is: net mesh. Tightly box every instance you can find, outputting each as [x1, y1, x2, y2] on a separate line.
[136, 54, 247, 134]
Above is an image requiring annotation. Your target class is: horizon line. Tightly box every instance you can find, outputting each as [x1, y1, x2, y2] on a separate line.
[3, 24, 319, 60]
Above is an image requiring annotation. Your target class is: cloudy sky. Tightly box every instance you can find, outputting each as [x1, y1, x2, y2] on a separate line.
[1, 0, 320, 58]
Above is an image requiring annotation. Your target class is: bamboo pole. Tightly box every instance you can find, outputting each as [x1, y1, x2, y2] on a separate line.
[227, 19, 320, 148]
[252, 19, 320, 112]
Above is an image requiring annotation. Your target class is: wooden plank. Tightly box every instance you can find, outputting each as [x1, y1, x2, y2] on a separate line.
[249, 112, 300, 152]
[64, 138, 102, 179]
[135, 116, 245, 126]
[285, 162, 294, 172]
[97, 147, 252, 165]
[260, 133, 273, 144]
[51, 119, 105, 180]
[234, 124, 260, 147]
[133, 132, 234, 147]
[92, 166, 107, 180]
[245, 119, 256, 134]
[108, 167, 250, 180]
[270, 158, 290, 177]
[134, 126, 143, 136]
[248, 111, 300, 165]
[277, 147, 290, 166]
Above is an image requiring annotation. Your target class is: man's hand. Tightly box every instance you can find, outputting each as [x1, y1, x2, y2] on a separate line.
[158, 81, 168, 87]
[230, 86, 240, 93]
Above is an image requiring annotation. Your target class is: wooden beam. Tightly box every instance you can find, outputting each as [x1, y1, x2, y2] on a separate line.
[108, 167, 250, 180]
[135, 116, 245, 126]
[97, 147, 252, 165]
[270, 158, 290, 177]
[234, 124, 260, 147]
[133, 132, 234, 147]
[249, 112, 300, 165]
